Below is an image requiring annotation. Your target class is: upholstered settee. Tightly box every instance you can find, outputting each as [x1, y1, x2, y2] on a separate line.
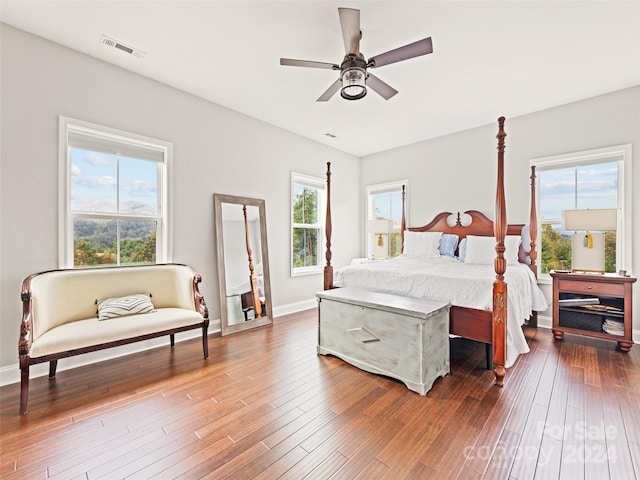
[18, 263, 209, 414]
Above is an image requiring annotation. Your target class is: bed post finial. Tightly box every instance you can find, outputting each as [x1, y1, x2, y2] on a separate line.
[324, 162, 333, 290]
[493, 116, 507, 387]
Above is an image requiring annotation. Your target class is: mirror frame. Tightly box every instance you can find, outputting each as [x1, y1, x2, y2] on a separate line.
[214, 193, 273, 335]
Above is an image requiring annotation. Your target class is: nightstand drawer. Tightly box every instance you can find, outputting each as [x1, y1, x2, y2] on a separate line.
[557, 279, 624, 297]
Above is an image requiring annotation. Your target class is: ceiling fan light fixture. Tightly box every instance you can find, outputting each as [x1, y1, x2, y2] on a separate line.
[340, 67, 367, 100]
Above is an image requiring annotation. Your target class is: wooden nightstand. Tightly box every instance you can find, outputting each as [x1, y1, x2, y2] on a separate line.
[550, 271, 636, 352]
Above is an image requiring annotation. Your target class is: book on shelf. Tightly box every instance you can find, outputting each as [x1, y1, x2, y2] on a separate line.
[603, 317, 624, 336]
[558, 297, 600, 306]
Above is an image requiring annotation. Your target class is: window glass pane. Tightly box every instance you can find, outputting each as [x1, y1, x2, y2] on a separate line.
[119, 220, 157, 265]
[119, 156, 158, 215]
[292, 185, 318, 224]
[292, 227, 318, 268]
[70, 148, 117, 213]
[369, 187, 404, 258]
[540, 225, 573, 274]
[538, 168, 576, 221]
[73, 218, 117, 267]
[539, 161, 618, 274]
[576, 163, 618, 209]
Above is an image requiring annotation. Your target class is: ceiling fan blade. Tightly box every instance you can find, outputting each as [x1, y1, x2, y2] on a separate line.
[280, 58, 338, 69]
[367, 73, 398, 100]
[338, 7, 360, 55]
[316, 78, 342, 102]
[369, 37, 433, 68]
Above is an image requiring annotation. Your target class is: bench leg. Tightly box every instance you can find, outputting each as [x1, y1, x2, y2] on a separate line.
[170, 334, 175, 348]
[202, 324, 209, 359]
[49, 360, 58, 378]
[20, 365, 29, 415]
[485, 343, 493, 370]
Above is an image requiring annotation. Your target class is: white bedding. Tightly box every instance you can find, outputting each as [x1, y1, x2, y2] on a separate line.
[334, 255, 548, 368]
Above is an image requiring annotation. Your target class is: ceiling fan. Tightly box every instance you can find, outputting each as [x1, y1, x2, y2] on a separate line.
[280, 7, 433, 102]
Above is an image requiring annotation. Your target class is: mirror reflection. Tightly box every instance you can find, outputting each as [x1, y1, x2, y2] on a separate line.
[214, 194, 272, 335]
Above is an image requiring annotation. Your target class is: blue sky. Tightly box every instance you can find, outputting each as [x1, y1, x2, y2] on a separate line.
[539, 162, 618, 223]
[71, 148, 158, 215]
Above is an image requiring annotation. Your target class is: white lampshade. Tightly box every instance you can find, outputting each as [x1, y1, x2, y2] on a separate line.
[562, 209, 617, 231]
[368, 219, 393, 234]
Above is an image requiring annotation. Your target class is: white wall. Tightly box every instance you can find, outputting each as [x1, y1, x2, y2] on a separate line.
[0, 24, 361, 375]
[361, 85, 640, 331]
[2, 22, 638, 382]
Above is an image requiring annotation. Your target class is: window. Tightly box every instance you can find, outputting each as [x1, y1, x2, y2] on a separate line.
[532, 145, 632, 277]
[59, 117, 172, 268]
[291, 172, 325, 276]
[366, 180, 407, 259]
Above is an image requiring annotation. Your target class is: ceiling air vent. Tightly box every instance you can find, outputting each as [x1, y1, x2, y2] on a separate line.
[101, 35, 145, 58]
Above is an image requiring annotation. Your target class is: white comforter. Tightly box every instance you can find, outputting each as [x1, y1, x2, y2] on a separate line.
[334, 255, 548, 368]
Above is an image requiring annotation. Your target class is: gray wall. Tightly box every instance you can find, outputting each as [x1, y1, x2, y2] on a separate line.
[0, 24, 361, 376]
[361, 85, 640, 324]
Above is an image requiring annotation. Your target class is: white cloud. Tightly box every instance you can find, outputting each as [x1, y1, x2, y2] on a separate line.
[82, 151, 115, 166]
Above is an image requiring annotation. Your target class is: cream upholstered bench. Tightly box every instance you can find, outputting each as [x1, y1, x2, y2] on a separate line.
[18, 263, 209, 414]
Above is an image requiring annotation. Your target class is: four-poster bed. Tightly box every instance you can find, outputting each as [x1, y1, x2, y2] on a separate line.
[322, 117, 544, 386]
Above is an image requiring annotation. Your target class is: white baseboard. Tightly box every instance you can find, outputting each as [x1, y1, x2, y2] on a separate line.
[0, 298, 320, 388]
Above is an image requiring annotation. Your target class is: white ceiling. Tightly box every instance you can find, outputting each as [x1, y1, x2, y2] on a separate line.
[2, 1, 639, 157]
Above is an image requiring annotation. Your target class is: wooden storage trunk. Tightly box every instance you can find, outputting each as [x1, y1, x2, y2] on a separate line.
[316, 287, 451, 395]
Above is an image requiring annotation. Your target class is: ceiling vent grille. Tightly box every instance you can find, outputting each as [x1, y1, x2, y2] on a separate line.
[101, 35, 145, 58]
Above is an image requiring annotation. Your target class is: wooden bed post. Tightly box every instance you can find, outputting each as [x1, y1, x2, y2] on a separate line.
[527, 165, 539, 328]
[400, 185, 406, 253]
[244, 205, 262, 317]
[493, 117, 508, 387]
[529, 166, 538, 273]
[324, 162, 333, 290]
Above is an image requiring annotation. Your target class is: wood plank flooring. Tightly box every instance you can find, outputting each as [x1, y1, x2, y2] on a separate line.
[1, 308, 639, 479]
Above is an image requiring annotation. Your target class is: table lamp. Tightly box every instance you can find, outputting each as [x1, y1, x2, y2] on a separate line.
[368, 219, 393, 259]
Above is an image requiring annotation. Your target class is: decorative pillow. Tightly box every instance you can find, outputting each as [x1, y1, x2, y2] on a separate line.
[520, 225, 531, 253]
[403, 231, 442, 258]
[463, 235, 521, 265]
[457, 238, 468, 261]
[96, 293, 155, 321]
[439, 233, 459, 257]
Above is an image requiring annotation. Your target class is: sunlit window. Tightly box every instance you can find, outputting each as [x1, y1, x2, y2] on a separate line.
[60, 117, 171, 268]
[532, 145, 631, 276]
[291, 172, 324, 276]
[366, 181, 407, 259]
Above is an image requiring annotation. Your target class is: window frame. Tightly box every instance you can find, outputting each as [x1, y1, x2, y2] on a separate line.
[58, 116, 173, 268]
[290, 171, 325, 277]
[365, 179, 408, 259]
[531, 144, 632, 281]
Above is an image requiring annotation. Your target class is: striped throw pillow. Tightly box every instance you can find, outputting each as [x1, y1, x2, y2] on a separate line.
[96, 293, 155, 320]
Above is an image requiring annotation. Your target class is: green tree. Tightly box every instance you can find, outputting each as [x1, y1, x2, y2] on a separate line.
[74, 240, 100, 267]
[131, 231, 156, 264]
[293, 187, 319, 268]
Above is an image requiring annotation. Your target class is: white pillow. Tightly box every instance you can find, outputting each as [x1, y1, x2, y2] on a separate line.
[403, 231, 442, 258]
[96, 293, 155, 320]
[463, 235, 521, 265]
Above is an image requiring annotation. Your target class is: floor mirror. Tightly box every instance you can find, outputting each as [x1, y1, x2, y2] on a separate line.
[214, 194, 273, 335]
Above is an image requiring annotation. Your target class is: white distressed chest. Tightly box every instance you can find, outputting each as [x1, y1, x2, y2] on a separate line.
[316, 287, 451, 395]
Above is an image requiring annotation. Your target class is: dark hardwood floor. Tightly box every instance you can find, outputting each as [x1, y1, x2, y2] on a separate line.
[1, 308, 639, 479]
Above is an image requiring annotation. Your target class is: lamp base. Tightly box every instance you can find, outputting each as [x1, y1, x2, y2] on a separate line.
[571, 233, 605, 273]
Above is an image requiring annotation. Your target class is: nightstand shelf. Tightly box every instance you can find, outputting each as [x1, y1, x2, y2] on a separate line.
[551, 272, 636, 352]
